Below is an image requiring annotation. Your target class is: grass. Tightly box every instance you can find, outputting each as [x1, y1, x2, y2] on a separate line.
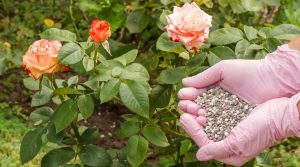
[0, 107, 56, 167]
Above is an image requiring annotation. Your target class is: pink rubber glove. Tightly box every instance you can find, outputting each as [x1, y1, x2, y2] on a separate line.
[178, 44, 300, 116]
[180, 92, 300, 166]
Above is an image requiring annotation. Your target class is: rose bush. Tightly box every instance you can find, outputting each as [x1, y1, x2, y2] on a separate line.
[16, 1, 300, 167]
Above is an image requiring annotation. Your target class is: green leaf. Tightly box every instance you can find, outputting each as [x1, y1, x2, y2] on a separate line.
[156, 32, 184, 53]
[47, 124, 65, 144]
[235, 39, 251, 59]
[100, 78, 121, 104]
[242, 44, 263, 59]
[53, 88, 82, 95]
[30, 107, 54, 123]
[67, 76, 79, 86]
[54, 99, 78, 133]
[263, 0, 280, 5]
[210, 46, 235, 59]
[180, 139, 192, 156]
[114, 49, 138, 66]
[79, 145, 112, 167]
[229, 2, 246, 13]
[31, 89, 52, 107]
[98, 42, 112, 59]
[158, 67, 186, 85]
[40, 28, 76, 42]
[255, 50, 268, 59]
[266, 38, 282, 52]
[241, 0, 263, 11]
[111, 66, 123, 77]
[41, 147, 75, 167]
[79, 127, 99, 144]
[119, 80, 149, 118]
[208, 27, 244, 45]
[23, 77, 39, 90]
[83, 56, 94, 72]
[126, 10, 150, 33]
[126, 135, 148, 167]
[142, 125, 169, 147]
[270, 24, 300, 40]
[120, 63, 150, 81]
[78, 95, 94, 119]
[20, 126, 47, 163]
[58, 43, 84, 65]
[244, 26, 258, 41]
[159, 10, 171, 25]
[258, 27, 272, 39]
[115, 121, 140, 138]
[150, 85, 171, 111]
[185, 52, 207, 74]
[207, 52, 221, 66]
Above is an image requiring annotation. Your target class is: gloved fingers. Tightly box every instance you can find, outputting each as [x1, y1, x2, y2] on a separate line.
[182, 62, 223, 88]
[196, 139, 234, 161]
[178, 100, 192, 113]
[187, 102, 202, 115]
[198, 109, 206, 116]
[178, 100, 201, 115]
[180, 113, 212, 146]
[178, 87, 206, 100]
[196, 116, 207, 126]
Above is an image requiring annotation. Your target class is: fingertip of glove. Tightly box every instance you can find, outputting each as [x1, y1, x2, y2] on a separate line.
[197, 149, 213, 161]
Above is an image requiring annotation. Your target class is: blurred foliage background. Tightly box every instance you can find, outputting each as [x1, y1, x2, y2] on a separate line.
[1, 0, 300, 166]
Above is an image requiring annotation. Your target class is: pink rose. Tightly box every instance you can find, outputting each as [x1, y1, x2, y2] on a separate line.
[165, 2, 212, 52]
[23, 39, 68, 80]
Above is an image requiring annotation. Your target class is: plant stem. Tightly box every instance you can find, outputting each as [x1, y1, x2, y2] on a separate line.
[69, 0, 80, 37]
[48, 74, 81, 142]
[93, 43, 100, 72]
[71, 120, 81, 140]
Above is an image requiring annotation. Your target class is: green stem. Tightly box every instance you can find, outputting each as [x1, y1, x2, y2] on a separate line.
[71, 120, 81, 140]
[146, 118, 187, 138]
[69, 0, 80, 37]
[48, 74, 81, 142]
[176, 142, 181, 164]
[93, 43, 100, 72]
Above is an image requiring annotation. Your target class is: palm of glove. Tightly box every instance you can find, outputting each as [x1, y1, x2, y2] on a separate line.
[180, 96, 300, 166]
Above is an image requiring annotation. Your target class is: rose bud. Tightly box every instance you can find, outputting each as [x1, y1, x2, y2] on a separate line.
[22, 39, 68, 80]
[89, 19, 111, 43]
[165, 2, 212, 52]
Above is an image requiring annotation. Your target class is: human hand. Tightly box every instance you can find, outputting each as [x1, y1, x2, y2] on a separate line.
[178, 44, 300, 115]
[179, 92, 300, 166]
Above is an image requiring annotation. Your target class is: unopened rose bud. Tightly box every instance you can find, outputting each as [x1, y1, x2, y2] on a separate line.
[89, 19, 111, 43]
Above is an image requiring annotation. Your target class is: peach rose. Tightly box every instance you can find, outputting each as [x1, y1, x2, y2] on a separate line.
[23, 39, 68, 80]
[165, 2, 212, 52]
[89, 19, 111, 43]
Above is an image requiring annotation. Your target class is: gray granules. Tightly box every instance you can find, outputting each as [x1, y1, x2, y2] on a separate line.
[195, 87, 254, 142]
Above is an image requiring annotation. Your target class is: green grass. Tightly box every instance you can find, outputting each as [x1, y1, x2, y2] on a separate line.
[0, 111, 57, 167]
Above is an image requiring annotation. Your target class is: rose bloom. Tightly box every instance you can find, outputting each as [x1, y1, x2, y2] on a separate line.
[89, 19, 111, 43]
[165, 2, 212, 52]
[23, 39, 68, 80]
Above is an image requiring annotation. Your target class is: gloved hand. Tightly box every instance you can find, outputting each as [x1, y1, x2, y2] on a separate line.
[178, 44, 300, 116]
[179, 92, 300, 166]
